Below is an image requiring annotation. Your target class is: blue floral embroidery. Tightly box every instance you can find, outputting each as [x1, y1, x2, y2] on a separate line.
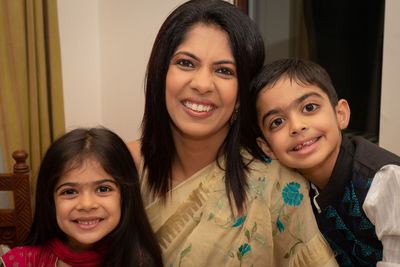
[232, 215, 247, 227]
[238, 243, 251, 256]
[276, 217, 285, 232]
[282, 182, 303, 206]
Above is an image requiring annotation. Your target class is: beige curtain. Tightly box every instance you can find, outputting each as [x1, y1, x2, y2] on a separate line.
[0, 0, 65, 190]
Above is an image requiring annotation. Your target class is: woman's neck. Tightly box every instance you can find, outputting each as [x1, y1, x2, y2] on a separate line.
[172, 128, 227, 182]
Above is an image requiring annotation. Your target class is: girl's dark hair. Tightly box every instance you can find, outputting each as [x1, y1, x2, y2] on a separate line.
[141, 0, 265, 213]
[24, 127, 162, 266]
[245, 58, 339, 160]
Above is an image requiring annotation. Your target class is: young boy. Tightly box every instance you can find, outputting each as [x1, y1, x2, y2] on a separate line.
[249, 58, 400, 267]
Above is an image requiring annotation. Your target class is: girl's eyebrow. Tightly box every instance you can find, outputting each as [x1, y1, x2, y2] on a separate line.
[173, 51, 236, 66]
[260, 92, 323, 126]
[54, 179, 117, 192]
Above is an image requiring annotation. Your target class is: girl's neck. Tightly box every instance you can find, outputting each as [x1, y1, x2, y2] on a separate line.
[57, 260, 73, 267]
[172, 128, 227, 182]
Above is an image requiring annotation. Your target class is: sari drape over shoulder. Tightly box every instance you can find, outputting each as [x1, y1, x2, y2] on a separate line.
[141, 151, 338, 267]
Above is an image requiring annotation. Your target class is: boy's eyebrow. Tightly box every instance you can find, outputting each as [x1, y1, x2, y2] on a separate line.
[54, 179, 117, 192]
[260, 91, 323, 126]
[173, 51, 236, 66]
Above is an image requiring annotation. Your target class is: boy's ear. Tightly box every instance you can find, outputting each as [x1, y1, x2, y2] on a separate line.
[256, 137, 277, 159]
[335, 99, 351, 130]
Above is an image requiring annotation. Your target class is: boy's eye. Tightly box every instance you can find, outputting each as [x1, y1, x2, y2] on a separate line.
[270, 118, 285, 129]
[216, 67, 235, 77]
[303, 103, 319, 113]
[176, 59, 194, 69]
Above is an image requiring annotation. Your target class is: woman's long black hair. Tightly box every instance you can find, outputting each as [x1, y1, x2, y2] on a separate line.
[141, 0, 265, 213]
[24, 127, 162, 266]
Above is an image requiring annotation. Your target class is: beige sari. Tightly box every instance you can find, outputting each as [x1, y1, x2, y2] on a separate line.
[141, 151, 338, 267]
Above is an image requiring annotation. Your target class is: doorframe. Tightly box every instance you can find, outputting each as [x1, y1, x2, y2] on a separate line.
[235, 0, 248, 14]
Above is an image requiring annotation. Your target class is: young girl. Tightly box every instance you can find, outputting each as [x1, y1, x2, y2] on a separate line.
[1, 127, 162, 266]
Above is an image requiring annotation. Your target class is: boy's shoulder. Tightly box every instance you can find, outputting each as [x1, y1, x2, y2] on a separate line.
[342, 135, 400, 176]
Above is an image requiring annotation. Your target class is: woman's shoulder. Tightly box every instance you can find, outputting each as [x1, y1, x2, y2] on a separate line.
[244, 152, 307, 186]
[127, 139, 142, 169]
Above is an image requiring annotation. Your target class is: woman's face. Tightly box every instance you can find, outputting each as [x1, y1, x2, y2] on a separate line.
[165, 23, 238, 142]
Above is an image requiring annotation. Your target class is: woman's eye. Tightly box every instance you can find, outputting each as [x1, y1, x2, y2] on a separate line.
[176, 59, 194, 69]
[216, 67, 234, 76]
[270, 118, 285, 129]
[96, 185, 112, 193]
[303, 103, 319, 113]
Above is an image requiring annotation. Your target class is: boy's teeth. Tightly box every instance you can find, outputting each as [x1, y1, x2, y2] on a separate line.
[184, 101, 214, 112]
[294, 138, 318, 151]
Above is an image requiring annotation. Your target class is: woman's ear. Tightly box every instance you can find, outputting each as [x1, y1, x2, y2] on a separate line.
[335, 99, 351, 130]
[256, 137, 277, 159]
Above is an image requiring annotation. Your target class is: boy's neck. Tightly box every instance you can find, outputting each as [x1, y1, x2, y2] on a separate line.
[298, 167, 332, 190]
[297, 138, 342, 190]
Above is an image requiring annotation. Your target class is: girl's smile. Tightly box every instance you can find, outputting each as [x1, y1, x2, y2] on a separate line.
[54, 158, 121, 253]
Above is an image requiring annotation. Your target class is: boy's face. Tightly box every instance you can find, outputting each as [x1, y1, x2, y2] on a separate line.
[256, 76, 350, 176]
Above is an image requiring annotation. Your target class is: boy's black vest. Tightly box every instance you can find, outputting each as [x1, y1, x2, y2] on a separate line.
[310, 135, 400, 267]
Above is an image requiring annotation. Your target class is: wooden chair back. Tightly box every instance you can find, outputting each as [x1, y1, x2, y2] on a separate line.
[0, 150, 32, 248]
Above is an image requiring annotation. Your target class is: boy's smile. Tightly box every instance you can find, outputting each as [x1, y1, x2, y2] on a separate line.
[256, 76, 350, 188]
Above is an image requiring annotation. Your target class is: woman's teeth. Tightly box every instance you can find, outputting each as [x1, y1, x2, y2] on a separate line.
[184, 101, 214, 112]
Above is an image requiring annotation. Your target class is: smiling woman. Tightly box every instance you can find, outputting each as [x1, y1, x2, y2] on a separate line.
[165, 23, 238, 147]
[127, 0, 338, 266]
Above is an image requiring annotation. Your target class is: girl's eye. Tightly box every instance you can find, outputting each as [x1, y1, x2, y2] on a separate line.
[176, 59, 194, 69]
[270, 118, 285, 130]
[303, 103, 319, 113]
[60, 188, 77, 195]
[216, 67, 235, 77]
[96, 185, 113, 193]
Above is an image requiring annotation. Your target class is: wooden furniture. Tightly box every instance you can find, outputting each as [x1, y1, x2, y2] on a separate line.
[0, 150, 32, 248]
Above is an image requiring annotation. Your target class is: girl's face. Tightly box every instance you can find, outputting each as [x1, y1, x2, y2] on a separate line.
[54, 158, 121, 252]
[165, 23, 238, 143]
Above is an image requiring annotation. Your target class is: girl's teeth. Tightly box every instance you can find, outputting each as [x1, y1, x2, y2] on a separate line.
[77, 220, 99, 225]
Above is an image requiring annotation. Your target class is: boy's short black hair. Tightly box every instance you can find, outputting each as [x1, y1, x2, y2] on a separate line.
[251, 58, 338, 108]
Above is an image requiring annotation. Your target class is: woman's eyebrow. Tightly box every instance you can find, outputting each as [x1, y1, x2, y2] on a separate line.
[173, 51, 235, 66]
[173, 51, 199, 61]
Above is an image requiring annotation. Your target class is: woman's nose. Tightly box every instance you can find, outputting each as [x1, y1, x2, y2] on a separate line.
[190, 68, 214, 94]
